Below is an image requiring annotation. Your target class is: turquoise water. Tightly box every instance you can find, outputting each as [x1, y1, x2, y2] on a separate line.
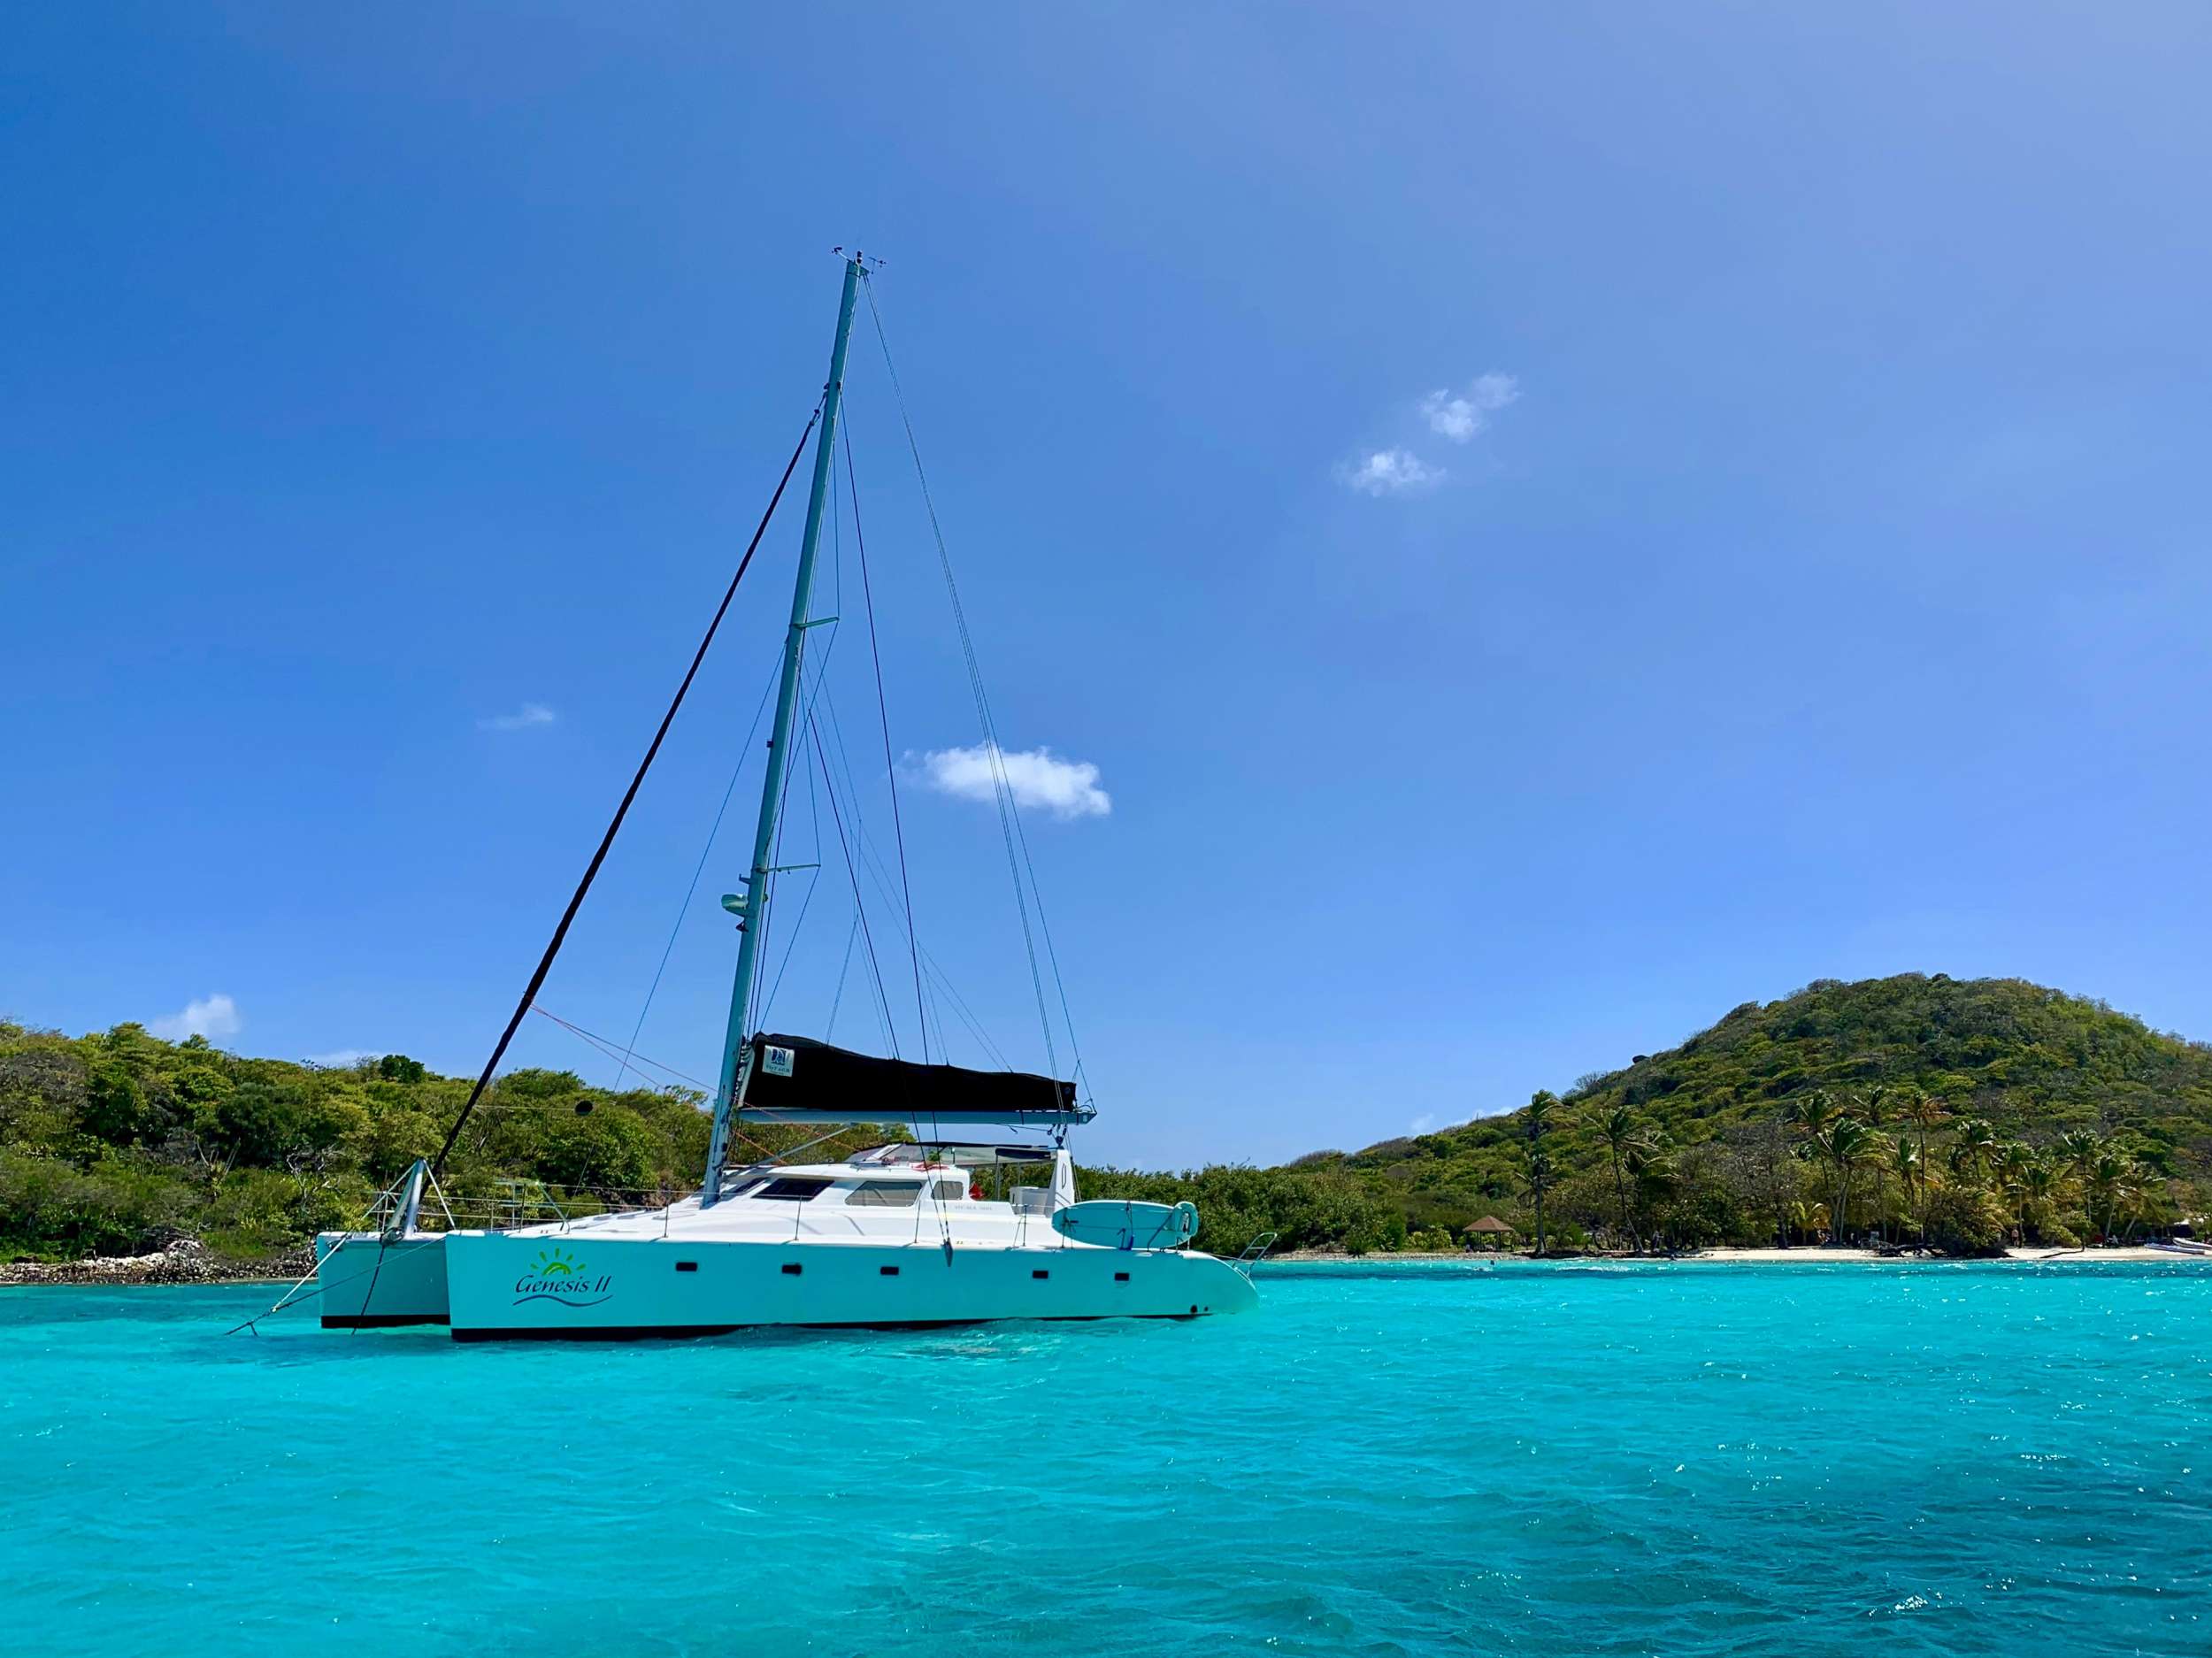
[4, 1262, 2208, 1656]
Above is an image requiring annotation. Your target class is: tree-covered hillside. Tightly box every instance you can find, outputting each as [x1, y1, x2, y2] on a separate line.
[0, 1020, 872, 1262]
[1288, 974, 2212, 1251]
[5, 975, 2207, 1263]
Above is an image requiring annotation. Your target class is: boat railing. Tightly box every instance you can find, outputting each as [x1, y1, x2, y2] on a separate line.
[403, 1183, 687, 1233]
[1230, 1232, 1279, 1277]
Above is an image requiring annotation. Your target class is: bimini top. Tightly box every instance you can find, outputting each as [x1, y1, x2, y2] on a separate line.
[738, 1033, 1093, 1127]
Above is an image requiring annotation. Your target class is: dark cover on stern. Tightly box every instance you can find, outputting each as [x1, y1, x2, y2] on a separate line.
[740, 1033, 1088, 1125]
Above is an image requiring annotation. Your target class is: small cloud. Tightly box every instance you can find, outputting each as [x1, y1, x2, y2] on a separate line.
[1409, 1113, 1437, 1135]
[480, 702, 556, 732]
[1421, 373, 1519, 442]
[910, 744, 1110, 820]
[1342, 449, 1444, 495]
[150, 994, 241, 1042]
[306, 1048, 380, 1068]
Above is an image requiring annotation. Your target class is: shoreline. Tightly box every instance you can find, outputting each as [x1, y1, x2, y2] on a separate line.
[0, 1241, 310, 1289]
[1266, 1244, 2193, 1264]
[6, 1241, 2199, 1290]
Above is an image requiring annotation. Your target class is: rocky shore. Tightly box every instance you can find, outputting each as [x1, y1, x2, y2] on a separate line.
[0, 1240, 311, 1287]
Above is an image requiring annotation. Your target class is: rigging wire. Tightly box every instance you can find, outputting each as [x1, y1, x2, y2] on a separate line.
[431, 403, 823, 1177]
[806, 702, 900, 1054]
[758, 709, 826, 1025]
[841, 417, 930, 1062]
[610, 649, 781, 1091]
[859, 272, 1087, 1094]
[534, 1005, 787, 1165]
[824, 913, 860, 1041]
[810, 674, 1012, 1070]
[532, 1004, 712, 1092]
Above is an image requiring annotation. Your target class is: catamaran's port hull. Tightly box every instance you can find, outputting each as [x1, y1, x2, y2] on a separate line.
[442, 1231, 1256, 1339]
[314, 1232, 450, 1328]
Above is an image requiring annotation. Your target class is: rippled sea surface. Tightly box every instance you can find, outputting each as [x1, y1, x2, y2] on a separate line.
[4, 1261, 2209, 1656]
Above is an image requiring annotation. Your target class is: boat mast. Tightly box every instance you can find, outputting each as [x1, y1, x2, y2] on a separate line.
[702, 254, 864, 1203]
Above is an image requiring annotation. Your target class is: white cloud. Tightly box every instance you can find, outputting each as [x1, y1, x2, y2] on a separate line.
[911, 744, 1110, 820]
[1409, 1113, 1437, 1135]
[150, 994, 241, 1042]
[306, 1048, 380, 1068]
[480, 702, 556, 732]
[1341, 372, 1517, 500]
[1343, 449, 1445, 495]
[1421, 372, 1519, 442]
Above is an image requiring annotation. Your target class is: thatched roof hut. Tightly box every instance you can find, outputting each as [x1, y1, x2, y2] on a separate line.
[1465, 1216, 1515, 1236]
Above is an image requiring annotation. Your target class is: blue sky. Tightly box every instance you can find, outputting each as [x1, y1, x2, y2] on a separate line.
[6, 4, 2210, 1167]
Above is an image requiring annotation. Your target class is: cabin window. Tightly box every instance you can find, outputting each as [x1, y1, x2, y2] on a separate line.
[844, 1180, 922, 1209]
[932, 1178, 964, 1201]
[756, 1177, 833, 1201]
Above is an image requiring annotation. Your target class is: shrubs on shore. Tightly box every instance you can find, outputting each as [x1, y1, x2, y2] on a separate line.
[4, 972, 2207, 1263]
[0, 1020, 736, 1263]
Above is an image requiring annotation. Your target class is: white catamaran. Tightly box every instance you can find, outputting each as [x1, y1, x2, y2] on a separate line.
[304, 255, 1262, 1339]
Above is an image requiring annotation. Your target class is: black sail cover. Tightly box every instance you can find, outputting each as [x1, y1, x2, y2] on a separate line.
[739, 1033, 1089, 1125]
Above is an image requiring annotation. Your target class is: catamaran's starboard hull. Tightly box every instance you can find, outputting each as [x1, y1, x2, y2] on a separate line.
[314, 1232, 450, 1328]
[442, 1231, 1256, 1339]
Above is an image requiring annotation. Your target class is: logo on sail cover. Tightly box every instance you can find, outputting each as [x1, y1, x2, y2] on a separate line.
[512, 1245, 613, 1308]
[764, 1044, 795, 1078]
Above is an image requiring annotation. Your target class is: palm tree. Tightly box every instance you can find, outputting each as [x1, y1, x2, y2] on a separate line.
[2056, 1129, 2101, 1189]
[1812, 1115, 1875, 1244]
[1994, 1143, 2035, 1240]
[1524, 1091, 1556, 1257]
[1857, 1087, 1893, 1242]
[1893, 1135, 1924, 1242]
[1786, 1090, 1839, 1141]
[2048, 1131, 2100, 1232]
[1625, 1135, 1677, 1252]
[1594, 1102, 1651, 1252]
[2022, 1158, 2059, 1241]
[2085, 1147, 2143, 1243]
[1949, 1117, 1998, 1186]
[1905, 1089, 1949, 1171]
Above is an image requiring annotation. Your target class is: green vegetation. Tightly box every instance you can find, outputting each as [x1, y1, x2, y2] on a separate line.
[1099, 974, 2212, 1256]
[5, 974, 2208, 1264]
[0, 1020, 870, 1263]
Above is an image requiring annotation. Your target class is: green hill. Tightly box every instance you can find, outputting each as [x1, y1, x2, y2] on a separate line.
[5, 974, 2206, 1265]
[1287, 973, 2212, 1251]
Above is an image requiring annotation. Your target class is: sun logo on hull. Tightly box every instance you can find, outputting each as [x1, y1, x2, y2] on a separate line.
[512, 1245, 612, 1307]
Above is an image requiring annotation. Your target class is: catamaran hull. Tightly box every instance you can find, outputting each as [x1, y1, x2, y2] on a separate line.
[442, 1232, 1256, 1339]
[313, 1232, 450, 1328]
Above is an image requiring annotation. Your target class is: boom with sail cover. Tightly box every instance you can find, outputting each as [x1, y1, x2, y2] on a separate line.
[737, 1034, 1091, 1127]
